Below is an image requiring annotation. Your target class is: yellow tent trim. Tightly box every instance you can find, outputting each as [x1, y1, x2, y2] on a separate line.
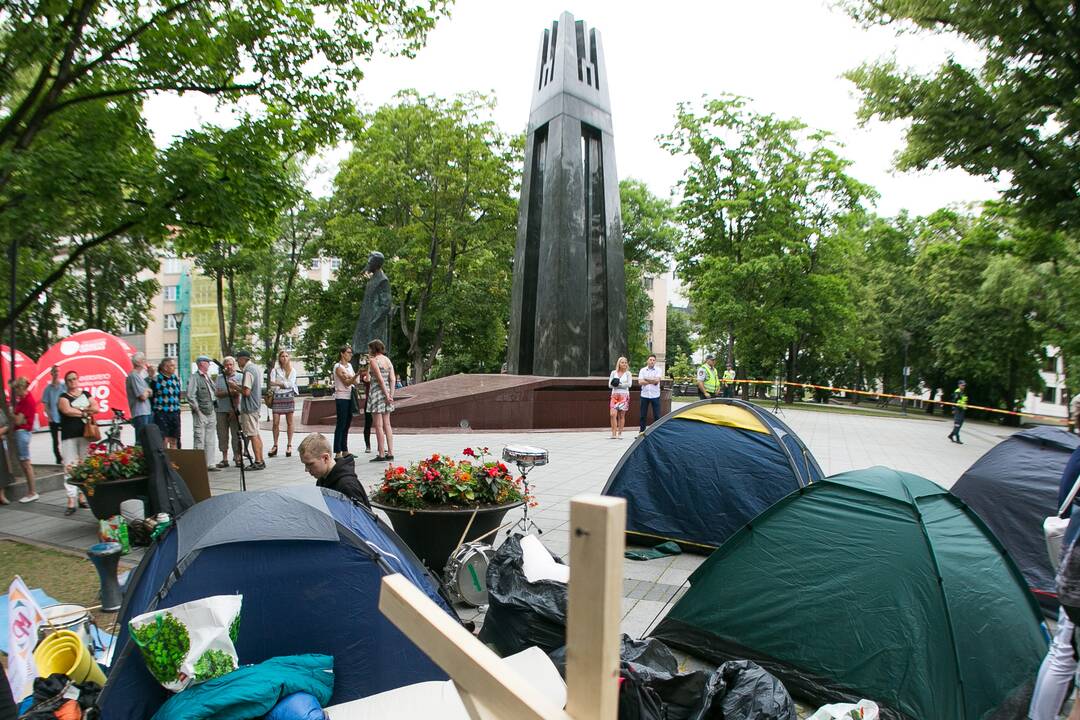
[626, 530, 718, 551]
[676, 403, 769, 434]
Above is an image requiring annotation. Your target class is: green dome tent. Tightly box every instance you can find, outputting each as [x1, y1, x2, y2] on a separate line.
[651, 467, 1047, 720]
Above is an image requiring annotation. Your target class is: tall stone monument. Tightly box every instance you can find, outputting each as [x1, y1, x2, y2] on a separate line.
[506, 11, 627, 377]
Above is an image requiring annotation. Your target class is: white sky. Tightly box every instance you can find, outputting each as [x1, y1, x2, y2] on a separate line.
[147, 0, 1002, 218]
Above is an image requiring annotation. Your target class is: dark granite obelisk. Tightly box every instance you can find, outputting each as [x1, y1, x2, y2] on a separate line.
[506, 11, 626, 377]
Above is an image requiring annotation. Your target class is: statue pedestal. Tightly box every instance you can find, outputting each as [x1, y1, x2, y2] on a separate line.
[300, 374, 672, 430]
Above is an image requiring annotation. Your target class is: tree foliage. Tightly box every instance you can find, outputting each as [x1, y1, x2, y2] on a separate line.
[311, 91, 519, 383]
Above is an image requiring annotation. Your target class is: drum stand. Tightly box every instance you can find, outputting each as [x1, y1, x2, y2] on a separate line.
[511, 464, 542, 536]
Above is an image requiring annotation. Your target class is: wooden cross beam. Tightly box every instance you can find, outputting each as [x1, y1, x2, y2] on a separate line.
[378, 495, 627, 720]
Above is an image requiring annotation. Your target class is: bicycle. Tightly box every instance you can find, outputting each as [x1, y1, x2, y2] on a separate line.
[101, 408, 128, 453]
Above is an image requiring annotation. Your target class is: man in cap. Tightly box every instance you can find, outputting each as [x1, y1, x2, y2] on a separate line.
[696, 354, 720, 400]
[947, 379, 968, 444]
[233, 350, 265, 470]
[188, 355, 219, 472]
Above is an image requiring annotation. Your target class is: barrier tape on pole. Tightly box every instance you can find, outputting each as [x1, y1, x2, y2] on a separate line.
[669, 377, 1068, 423]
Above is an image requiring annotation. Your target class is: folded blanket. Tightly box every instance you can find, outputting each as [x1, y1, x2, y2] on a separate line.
[152, 654, 333, 720]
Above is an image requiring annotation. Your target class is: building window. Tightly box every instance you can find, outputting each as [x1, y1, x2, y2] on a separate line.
[123, 320, 140, 335]
[164, 343, 178, 358]
[644, 277, 654, 290]
[164, 314, 178, 330]
[164, 285, 179, 301]
[1042, 384, 1058, 404]
[163, 257, 184, 274]
[330, 257, 341, 270]
[310, 258, 321, 270]
[1043, 353, 1058, 374]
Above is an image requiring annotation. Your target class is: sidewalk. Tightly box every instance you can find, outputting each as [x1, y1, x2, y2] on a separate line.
[0, 403, 1010, 637]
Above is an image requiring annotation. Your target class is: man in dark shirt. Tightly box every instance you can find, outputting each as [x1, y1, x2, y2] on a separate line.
[297, 432, 370, 508]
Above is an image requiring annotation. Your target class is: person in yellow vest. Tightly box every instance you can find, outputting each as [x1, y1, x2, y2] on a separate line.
[721, 363, 736, 398]
[947, 380, 968, 444]
[696, 355, 720, 400]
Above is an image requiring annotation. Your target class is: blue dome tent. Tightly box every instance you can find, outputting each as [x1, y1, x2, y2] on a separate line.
[602, 398, 823, 550]
[98, 485, 454, 719]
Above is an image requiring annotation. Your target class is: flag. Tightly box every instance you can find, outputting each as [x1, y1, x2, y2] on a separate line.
[6, 575, 44, 701]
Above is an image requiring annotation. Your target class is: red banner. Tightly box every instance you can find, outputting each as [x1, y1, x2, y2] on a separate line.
[0, 345, 36, 390]
[29, 330, 137, 425]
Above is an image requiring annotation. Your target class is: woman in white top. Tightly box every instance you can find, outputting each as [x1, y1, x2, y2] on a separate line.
[609, 356, 632, 439]
[268, 350, 299, 458]
[332, 346, 360, 458]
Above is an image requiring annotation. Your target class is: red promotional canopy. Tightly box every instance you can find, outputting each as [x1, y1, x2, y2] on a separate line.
[29, 330, 137, 425]
[0, 345, 36, 389]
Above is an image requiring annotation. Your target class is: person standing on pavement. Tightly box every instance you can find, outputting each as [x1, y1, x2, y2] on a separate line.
[638, 354, 662, 433]
[367, 339, 396, 461]
[234, 350, 265, 470]
[696, 354, 719, 400]
[609, 356, 632, 439]
[268, 350, 298, 458]
[57, 370, 98, 515]
[187, 355, 219, 473]
[41, 365, 64, 464]
[214, 356, 243, 468]
[721, 363, 736, 398]
[150, 358, 182, 449]
[125, 353, 153, 444]
[947, 379, 968, 444]
[333, 346, 359, 458]
[11, 378, 39, 503]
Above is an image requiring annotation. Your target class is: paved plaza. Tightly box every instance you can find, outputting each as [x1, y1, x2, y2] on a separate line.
[0, 401, 1015, 637]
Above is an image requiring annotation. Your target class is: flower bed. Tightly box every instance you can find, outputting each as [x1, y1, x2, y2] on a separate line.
[372, 447, 533, 510]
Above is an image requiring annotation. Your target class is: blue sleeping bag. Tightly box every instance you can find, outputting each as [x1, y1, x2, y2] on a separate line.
[152, 654, 333, 720]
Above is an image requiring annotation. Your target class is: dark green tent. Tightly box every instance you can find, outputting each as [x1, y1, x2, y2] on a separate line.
[651, 467, 1047, 720]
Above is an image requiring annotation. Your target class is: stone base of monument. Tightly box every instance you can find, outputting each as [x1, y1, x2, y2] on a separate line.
[300, 374, 672, 430]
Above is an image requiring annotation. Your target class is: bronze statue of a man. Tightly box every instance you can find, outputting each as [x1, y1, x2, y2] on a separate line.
[351, 251, 391, 363]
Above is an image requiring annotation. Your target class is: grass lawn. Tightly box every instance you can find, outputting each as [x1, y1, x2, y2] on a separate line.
[0, 539, 130, 630]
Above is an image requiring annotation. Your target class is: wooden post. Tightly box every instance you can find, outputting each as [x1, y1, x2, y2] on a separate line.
[378, 493, 626, 720]
[565, 495, 625, 720]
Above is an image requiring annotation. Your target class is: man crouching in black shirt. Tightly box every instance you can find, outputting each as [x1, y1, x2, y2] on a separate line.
[297, 432, 370, 509]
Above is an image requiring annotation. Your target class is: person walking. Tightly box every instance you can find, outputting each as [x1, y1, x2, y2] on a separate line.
[947, 380, 968, 444]
[11, 378, 39, 503]
[696, 355, 720, 400]
[125, 352, 153, 444]
[234, 350, 265, 470]
[367, 339, 395, 461]
[150, 358, 182, 449]
[57, 370, 98, 515]
[638, 354, 662, 433]
[269, 350, 298, 458]
[333, 346, 359, 458]
[214, 356, 243, 468]
[41, 365, 64, 464]
[609, 356, 632, 439]
[187, 355, 219, 472]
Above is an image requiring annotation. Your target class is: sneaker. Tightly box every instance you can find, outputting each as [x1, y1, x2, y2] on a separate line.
[216, 460, 230, 469]
[19, 493, 39, 503]
[207, 466, 220, 473]
[246, 462, 266, 471]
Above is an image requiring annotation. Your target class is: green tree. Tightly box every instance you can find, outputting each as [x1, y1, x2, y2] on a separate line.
[619, 179, 678, 367]
[665, 305, 695, 367]
[321, 92, 519, 383]
[0, 0, 447, 346]
[662, 96, 873, 399]
[53, 241, 160, 334]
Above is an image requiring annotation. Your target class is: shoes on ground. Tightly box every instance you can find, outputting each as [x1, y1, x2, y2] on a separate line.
[78, 499, 89, 509]
[234, 460, 244, 468]
[216, 460, 230, 469]
[385, 454, 394, 461]
[207, 466, 220, 473]
[365, 447, 372, 453]
[246, 462, 266, 471]
[369, 455, 385, 463]
[19, 493, 39, 503]
[64, 506, 77, 516]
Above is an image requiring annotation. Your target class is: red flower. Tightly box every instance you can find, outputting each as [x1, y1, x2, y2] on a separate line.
[462, 447, 476, 458]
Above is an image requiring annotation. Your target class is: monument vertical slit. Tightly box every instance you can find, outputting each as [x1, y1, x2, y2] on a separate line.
[519, 124, 546, 375]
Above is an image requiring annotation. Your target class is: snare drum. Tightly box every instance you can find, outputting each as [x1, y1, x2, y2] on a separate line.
[38, 604, 92, 649]
[502, 445, 549, 467]
[442, 542, 496, 607]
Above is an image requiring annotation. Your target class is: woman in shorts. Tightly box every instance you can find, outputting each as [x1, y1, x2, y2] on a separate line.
[608, 356, 632, 439]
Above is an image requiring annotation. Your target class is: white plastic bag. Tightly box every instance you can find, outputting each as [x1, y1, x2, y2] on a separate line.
[808, 699, 880, 720]
[128, 594, 242, 692]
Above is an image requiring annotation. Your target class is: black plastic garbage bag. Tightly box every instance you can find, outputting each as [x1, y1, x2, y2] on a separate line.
[552, 636, 795, 720]
[477, 534, 567, 656]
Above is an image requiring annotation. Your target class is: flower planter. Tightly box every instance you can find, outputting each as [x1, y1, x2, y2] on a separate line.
[69, 476, 149, 520]
[371, 500, 523, 574]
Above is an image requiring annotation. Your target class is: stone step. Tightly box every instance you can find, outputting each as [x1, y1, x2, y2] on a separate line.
[6, 465, 66, 496]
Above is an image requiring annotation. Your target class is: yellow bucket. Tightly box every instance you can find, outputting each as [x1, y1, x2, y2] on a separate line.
[33, 629, 106, 685]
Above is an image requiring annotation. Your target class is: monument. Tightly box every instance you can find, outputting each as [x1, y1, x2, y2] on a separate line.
[351, 251, 392, 362]
[506, 11, 627, 377]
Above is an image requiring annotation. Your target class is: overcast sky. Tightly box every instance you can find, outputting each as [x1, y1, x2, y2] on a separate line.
[148, 0, 1001, 217]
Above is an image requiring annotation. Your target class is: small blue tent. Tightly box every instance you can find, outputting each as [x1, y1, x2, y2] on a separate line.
[99, 486, 454, 719]
[602, 398, 822, 550]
